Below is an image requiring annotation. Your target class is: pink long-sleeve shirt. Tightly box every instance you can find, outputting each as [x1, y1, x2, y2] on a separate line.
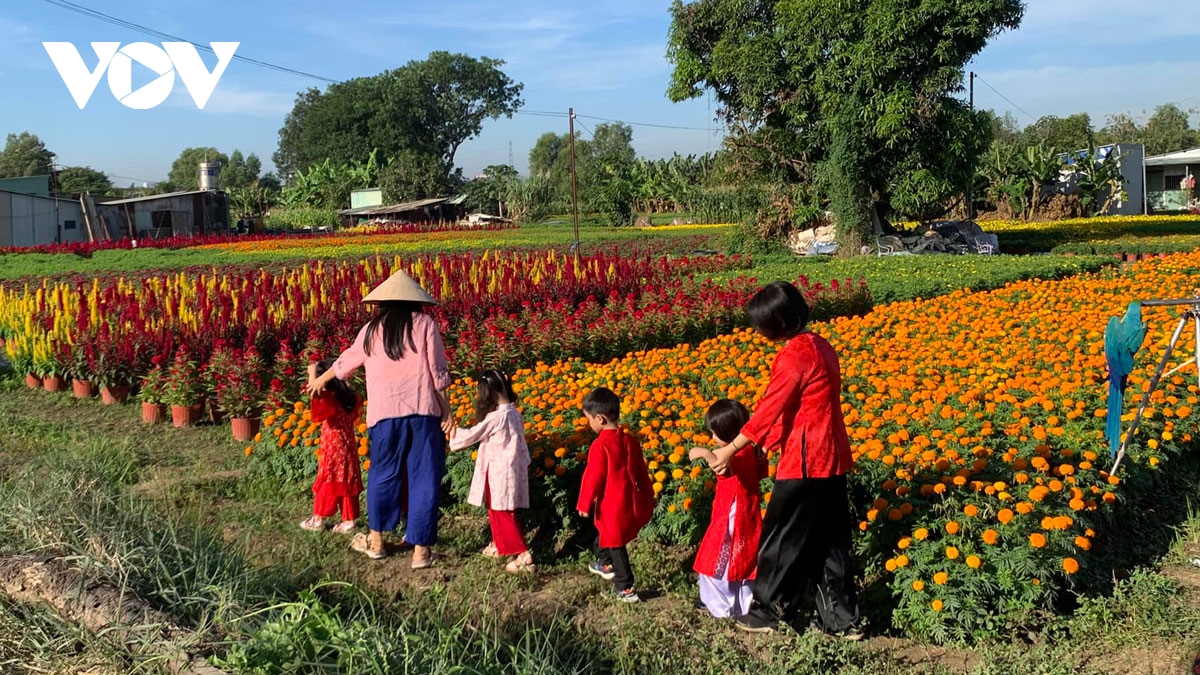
[332, 312, 452, 428]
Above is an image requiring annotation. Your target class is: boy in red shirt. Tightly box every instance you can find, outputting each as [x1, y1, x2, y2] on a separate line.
[577, 387, 655, 603]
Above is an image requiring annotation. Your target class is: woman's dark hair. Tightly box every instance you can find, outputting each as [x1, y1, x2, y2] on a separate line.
[474, 369, 517, 423]
[746, 281, 810, 340]
[315, 359, 357, 414]
[582, 387, 621, 422]
[364, 301, 422, 360]
[705, 399, 750, 444]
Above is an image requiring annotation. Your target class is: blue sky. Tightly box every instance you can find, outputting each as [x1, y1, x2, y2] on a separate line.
[1, 0, 1197, 185]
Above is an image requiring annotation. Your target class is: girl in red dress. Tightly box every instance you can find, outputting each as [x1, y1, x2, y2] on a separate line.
[689, 399, 766, 618]
[300, 360, 364, 534]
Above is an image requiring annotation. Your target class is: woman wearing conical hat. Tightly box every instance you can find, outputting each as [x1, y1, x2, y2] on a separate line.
[306, 269, 453, 567]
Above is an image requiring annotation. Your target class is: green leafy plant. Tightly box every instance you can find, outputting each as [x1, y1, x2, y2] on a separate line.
[138, 365, 167, 404]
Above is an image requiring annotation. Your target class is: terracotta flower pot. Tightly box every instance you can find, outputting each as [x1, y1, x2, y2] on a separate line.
[171, 404, 203, 428]
[142, 402, 167, 424]
[42, 375, 67, 392]
[1063, 252, 1076, 257]
[1124, 253, 1137, 262]
[72, 380, 97, 399]
[25, 373, 40, 388]
[230, 417, 261, 442]
[100, 386, 130, 405]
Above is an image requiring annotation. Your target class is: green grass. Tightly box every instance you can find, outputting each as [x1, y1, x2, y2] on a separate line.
[1052, 234, 1200, 256]
[2, 371, 1200, 673]
[716, 254, 1116, 305]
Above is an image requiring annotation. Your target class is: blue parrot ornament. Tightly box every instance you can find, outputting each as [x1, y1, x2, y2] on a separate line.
[1104, 301, 1146, 459]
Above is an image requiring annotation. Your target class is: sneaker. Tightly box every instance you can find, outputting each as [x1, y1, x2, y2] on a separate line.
[588, 560, 615, 581]
[693, 597, 707, 611]
[734, 613, 778, 634]
[615, 588, 641, 603]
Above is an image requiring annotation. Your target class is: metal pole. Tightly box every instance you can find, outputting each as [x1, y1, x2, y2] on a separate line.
[967, 71, 976, 220]
[569, 107, 580, 248]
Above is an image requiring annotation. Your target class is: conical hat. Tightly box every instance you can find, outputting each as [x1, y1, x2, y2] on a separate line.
[362, 270, 438, 305]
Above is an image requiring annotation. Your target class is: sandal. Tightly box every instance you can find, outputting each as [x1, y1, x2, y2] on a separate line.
[481, 543, 502, 559]
[332, 521, 356, 534]
[299, 516, 325, 532]
[351, 533, 386, 560]
[411, 546, 435, 569]
[505, 552, 535, 574]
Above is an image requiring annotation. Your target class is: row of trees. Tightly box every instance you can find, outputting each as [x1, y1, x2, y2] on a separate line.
[989, 104, 1198, 159]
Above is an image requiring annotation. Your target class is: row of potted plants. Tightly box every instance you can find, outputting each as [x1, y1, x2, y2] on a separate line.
[22, 343, 269, 442]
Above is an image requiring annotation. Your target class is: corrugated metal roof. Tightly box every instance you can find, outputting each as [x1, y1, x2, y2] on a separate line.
[342, 197, 448, 216]
[100, 190, 215, 205]
[1145, 147, 1200, 167]
[446, 194, 468, 205]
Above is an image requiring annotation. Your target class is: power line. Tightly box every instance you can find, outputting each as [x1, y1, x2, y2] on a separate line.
[576, 113, 716, 132]
[574, 119, 595, 139]
[974, 75, 1038, 122]
[39, 0, 338, 83]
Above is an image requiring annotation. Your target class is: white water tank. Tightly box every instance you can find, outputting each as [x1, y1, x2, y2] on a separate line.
[199, 162, 221, 191]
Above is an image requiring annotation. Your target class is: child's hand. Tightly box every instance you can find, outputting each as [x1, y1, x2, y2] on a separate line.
[577, 509, 590, 518]
[306, 362, 317, 379]
[688, 447, 708, 462]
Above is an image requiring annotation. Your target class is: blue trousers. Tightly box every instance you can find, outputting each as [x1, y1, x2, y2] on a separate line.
[367, 416, 445, 545]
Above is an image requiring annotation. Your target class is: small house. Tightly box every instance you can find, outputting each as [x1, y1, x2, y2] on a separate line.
[99, 190, 231, 238]
[1144, 147, 1200, 212]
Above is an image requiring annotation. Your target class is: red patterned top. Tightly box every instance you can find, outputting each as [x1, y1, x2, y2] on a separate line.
[693, 449, 766, 581]
[311, 391, 364, 498]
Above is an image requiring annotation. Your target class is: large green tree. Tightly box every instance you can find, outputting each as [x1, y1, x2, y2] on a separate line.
[667, 0, 1022, 243]
[168, 147, 228, 190]
[275, 52, 523, 177]
[220, 150, 264, 190]
[57, 166, 113, 195]
[0, 132, 55, 178]
[379, 150, 458, 203]
[1141, 104, 1196, 156]
[1021, 113, 1093, 152]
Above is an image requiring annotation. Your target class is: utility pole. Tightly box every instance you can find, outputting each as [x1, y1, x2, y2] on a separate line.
[568, 107, 580, 248]
[967, 71, 976, 220]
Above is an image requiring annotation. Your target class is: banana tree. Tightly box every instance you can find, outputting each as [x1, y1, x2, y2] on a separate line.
[1021, 143, 1066, 220]
[1073, 143, 1127, 216]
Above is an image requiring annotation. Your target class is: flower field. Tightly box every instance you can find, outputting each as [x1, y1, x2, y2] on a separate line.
[0, 246, 871, 415]
[0, 220, 513, 257]
[249, 252, 1200, 642]
[977, 214, 1200, 252]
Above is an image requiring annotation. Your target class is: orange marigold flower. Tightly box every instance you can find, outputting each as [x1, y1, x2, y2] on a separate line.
[914, 528, 929, 541]
[964, 504, 979, 518]
[1074, 536, 1091, 551]
[966, 555, 982, 569]
[945, 521, 960, 535]
[1062, 557, 1080, 574]
[933, 571, 949, 585]
[945, 546, 960, 560]
[931, 599, 944, 612]
[1029, 533, 1047, 548]
[912, 580, 925, 592]
[982, 529, 999, 545]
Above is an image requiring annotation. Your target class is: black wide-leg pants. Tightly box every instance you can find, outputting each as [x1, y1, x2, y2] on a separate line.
[749, 474, 861, 632]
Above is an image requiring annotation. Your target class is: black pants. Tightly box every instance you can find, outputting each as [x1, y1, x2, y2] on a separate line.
[750, 475, 860, 632]
[595, 538, 634, 592]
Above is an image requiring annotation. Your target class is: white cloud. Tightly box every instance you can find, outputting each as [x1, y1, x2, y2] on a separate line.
[163, 84, 295, 118]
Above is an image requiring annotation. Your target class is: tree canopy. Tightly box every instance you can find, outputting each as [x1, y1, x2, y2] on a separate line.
[0, 132, 56, 178]
[667, 0, 1024, 241]
[274, 52, 523, 178]
[57, 166, 113, 195]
